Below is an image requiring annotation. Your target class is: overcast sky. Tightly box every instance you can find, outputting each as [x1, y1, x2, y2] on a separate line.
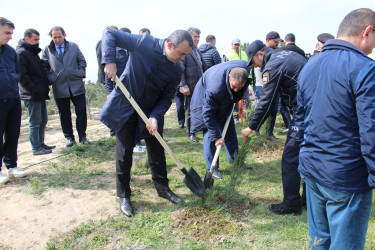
[3, 0, 374, 82]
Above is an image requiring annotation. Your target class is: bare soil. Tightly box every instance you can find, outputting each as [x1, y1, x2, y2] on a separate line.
[0, 110, 121, 249]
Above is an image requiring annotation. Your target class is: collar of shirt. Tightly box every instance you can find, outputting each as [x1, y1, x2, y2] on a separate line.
[54, 42, 65, 53]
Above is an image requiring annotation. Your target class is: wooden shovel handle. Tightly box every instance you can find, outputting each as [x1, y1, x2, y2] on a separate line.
[209, 107, 234, 172]
[114, 76, 185, 170]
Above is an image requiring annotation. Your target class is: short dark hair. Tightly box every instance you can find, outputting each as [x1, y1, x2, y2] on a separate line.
[337, 8, 375, 37]
[120, 27, 131, 33]
[229, 68, 248, 85]
[0, 17, 15, 29]
[139, 28, 150, 35]
[49, 26, 65, 37]
[24, 29, 40, 39]
[284, 33, 295, 42]
[167, 29, 193, 48]
[106, 25, 118, 30]
[187, 27, 200, 35]
[206, 35, 216, 43]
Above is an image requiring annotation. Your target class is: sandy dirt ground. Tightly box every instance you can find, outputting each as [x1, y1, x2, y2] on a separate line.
[0, 110, 122, 249]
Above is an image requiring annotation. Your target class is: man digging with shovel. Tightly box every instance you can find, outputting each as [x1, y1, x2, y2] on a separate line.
[99, 29, 193, 217]
[190, 60, 253, 186]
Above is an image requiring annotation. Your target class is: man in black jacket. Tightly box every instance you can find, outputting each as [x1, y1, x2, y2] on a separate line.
[280, 33, 305, 57]
[17, 29, 55, 155]
[243, 40, 307, 215]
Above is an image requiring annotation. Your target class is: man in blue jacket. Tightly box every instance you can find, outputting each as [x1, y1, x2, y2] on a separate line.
[0, 17, 27, 185]
[242, 40, 307, 215]
[295, 8, 375, 249]
[99, 29, 193, 217]
[190, 61, 253, 180]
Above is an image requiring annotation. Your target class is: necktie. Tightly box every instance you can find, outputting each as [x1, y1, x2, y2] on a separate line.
[58, 46, 63, 60]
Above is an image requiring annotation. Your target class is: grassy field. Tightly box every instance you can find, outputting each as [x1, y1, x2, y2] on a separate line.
[26, 106, 374, 249]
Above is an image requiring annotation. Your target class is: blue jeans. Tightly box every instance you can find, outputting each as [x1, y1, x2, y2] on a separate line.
[203, 118, 238, 170]
[23, 100, 48, 151]
[302, 176, 372, 249]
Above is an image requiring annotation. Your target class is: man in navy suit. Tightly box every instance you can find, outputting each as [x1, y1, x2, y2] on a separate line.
[99, 29, 193, 217]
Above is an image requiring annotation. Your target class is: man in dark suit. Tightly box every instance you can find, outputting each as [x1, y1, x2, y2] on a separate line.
[180, 27, 207, 142]
[99, 29, 193, 217]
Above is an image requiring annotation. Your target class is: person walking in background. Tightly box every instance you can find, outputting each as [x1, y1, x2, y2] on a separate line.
[17, 28, 56, 156]
[296, 8, 375, 249]
[0, 17, 27, 185]
[42, 26, 90, 147]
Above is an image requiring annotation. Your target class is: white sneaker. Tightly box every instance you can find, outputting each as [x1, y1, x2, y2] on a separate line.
[7, 167, 27, 178]
[0, 172, 10, 184]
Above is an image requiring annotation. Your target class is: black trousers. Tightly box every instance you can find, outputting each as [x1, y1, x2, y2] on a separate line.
[174, 89, 185, 127]
[116, 113, 169, 199]
[281, 123, 306, 206]
[184, 95, 192, 135]
[55, 93, 87, 140]
[0, 98, 21, 171]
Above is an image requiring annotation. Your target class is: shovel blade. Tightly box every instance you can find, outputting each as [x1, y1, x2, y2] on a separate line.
[182, 167, 205, 198]
[204, 171, 214, 189]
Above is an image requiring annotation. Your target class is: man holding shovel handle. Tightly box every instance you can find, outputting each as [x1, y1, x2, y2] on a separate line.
[99, 28, 193, 217]
[190, 60, 254, 184]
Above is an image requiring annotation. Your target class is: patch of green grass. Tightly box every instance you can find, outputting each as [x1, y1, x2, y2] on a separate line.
[44, 106, 375, 249]
[26, 177, 45, 196]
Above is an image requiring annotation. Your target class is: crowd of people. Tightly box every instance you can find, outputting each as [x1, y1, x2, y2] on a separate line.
[0, 7, 374, 248]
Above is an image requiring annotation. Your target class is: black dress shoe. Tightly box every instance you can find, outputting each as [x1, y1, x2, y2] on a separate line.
[120, 198, 133, 217]
[188, 134, 199, 143]
[269, 202, 302, 215]
[42, 144, 56, 150]
[66, 139, 76, 147]
[79, 137, 90, 144]
[158, 190, 183, 204]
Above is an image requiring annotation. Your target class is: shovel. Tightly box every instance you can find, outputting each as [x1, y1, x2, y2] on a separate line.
[204, 107, 234, 189]
[114, 76, 205, 198]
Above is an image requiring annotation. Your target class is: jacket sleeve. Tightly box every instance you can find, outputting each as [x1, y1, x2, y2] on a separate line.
[180, 57, 188, 88]
[101, 29, 140, 65]
[249, 68, 281, 131]
[41, 48, 56, 85]
[76, 45, 87, 77]
[212, 50, 222, 65]
[354, 63, 375, 187]
[202, 90, 222, 141]
[17, 52, 37, 94]
[294, 79, 305, 145]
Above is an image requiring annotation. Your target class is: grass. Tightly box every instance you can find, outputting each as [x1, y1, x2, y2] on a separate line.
[30, 102, 375, 249]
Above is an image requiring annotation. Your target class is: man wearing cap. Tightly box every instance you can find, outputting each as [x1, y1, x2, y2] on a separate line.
[242, 40, 307, 215]
[314, 33, 335, 55]
[253, 31, 283, 142]
[266, 31, 283, 49]
[225, 38, 248, 61]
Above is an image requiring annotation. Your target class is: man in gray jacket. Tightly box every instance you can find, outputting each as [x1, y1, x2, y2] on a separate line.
[42, 26, 89, 147]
